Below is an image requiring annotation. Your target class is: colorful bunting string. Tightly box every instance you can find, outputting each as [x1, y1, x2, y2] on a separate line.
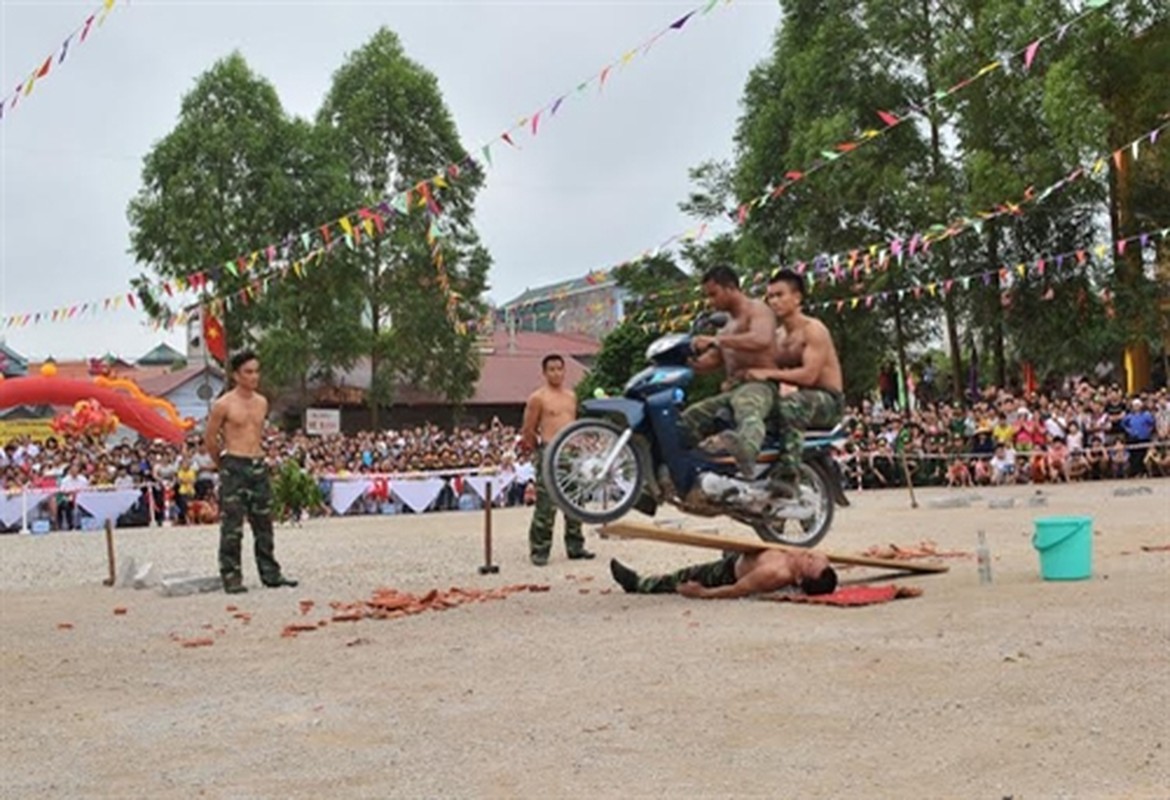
[574, 0, 1116, 309]
[781, 119, 1169, 288]
[1, 0, 121, 123]
[729, 0, 1114, 227]
[630, 225, 1168, 331]
[3, 0, 736, 327]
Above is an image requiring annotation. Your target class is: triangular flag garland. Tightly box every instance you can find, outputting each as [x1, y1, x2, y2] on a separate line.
[628, 226, 1169, 332]
[1, 0, 121, 123]
[520, 0, 1115, 319]
[604, 117, 1169, 322]
[725, 0, 1113, 229]
[772, 120, 1169, 290]
[5, 0, 737, 327]
[138, 0, 733, 304]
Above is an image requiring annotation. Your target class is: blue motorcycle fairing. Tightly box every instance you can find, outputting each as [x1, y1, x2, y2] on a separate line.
[580, 397, 646, 430]
[625, 365, 693, 399]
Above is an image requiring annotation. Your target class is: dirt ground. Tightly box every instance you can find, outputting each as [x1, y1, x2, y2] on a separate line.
[0, 479, 1167, 799]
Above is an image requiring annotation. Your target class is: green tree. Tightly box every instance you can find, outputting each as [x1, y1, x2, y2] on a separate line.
[730, 0, 933, 402]
[316, 28, 490, 426]
[127, 53, 307, 352]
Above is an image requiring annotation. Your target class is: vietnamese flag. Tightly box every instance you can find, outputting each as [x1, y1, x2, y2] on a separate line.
[203, 309, 227, 364]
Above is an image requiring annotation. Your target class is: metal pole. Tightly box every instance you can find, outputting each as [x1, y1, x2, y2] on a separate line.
[20, 486, 29, 534]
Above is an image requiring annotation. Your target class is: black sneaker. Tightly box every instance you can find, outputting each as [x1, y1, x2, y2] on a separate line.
[609, 559, 640, 594]
[567, 550, 596, 560]
[262, 576, 299, 588]
[531, 553, 549, 567]
[224, 583, 248, 595]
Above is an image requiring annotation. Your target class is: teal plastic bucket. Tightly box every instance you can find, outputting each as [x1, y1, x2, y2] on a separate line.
[1032, 516, 1093, 581]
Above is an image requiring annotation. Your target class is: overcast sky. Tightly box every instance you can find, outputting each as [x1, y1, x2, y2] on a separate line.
[0, 0, 779, 360]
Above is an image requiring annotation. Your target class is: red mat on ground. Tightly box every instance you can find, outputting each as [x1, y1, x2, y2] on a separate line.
[763, 584, 923, 606]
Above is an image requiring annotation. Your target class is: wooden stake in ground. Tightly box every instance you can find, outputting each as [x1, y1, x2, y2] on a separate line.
[102, 519, 116, 587]
[599, 520, 948, 575]
[900, 449, 919, 509]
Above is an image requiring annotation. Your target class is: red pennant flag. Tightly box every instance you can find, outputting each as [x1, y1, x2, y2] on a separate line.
[126, 293, 137, 309]
[36, 57, 52, 79]
[202, 309, 227, 364]
[531, 111, 541, 135]
[501, 132, 517, 148]
[877, 110, 900, 127]
[784, 170, 803, 181]
[80, 14, 95, 43]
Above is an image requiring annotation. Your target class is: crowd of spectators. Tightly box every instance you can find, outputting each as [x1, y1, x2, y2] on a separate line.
[1, 380, 1167, 532]
[835, 382, 1170, 490]
[0, 419, 538, 532]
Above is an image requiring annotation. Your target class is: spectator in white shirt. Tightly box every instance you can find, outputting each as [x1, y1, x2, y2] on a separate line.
[989, 444, 1017, 485]
[57, 463, 90, 530]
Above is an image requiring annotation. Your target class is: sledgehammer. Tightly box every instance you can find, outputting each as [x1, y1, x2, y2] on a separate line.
[102, 519, 116, 587]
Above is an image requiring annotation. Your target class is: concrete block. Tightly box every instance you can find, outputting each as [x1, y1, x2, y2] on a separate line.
[132, 562, 159, 590]
[159, 575, 224, 597]
[988, 498, 1016, 509]
[927, 496, 971, 509]
[116, 556, 138, 589]
[1113, 486, 1153, 497]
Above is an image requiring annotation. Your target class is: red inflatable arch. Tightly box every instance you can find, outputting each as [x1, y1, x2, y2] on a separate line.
[0, 376, 191, 444]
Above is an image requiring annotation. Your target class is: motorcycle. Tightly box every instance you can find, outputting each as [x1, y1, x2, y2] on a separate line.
[541, 312, 849, 547]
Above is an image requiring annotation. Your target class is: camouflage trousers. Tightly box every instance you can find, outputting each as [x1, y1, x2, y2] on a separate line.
[218, 455, 282, 587]
[769, 388, 845, 477]
[636, 554, 739, 594]
[680, 381, 775, 464]
[529, 446, 586, 557]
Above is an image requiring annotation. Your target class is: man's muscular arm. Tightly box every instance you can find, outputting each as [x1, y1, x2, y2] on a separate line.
[676, 567, 787, 599]
[204, 401, 226, 470]
[689, 345, 724, 375]
[713, 304, 775, 352]
[744, 322, 832, 387]
[520, 393, 542, 452]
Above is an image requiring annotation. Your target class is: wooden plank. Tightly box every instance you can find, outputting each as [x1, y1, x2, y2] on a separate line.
[599, 520, 949, 575]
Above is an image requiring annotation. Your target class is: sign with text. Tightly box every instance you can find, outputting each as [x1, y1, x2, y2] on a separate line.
[304, 408, 341, 436]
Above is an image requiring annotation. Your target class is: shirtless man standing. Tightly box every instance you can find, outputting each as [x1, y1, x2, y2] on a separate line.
[609, 549, 837, 598]
[521, 354, 594, 566]
[683, 265, 778, 478]
[742, 269, 845, 486]
[204, 351, 297, 594]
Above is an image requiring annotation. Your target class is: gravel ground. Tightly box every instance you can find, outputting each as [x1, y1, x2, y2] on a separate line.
[1, 479, 1167, 799]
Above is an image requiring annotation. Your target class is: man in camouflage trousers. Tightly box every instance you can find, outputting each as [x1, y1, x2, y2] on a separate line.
[522, 354, 594, 565]
[680, 382, 776, 476]
[204, 350, 297, 594]
[217, 455, 286, 589]
[684, 266, 779, 478]
[528, 445, 588, 561]
[609, 550, 838, 599]
[741, 269, 846, 487]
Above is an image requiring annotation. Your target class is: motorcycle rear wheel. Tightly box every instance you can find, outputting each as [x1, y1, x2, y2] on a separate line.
[752, 462, 834, 548]
[543, 419, 648, 525]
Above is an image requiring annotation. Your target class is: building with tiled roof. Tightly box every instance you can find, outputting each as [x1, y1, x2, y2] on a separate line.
[500, 270, 628, 338]
[310, 330, 601, 430]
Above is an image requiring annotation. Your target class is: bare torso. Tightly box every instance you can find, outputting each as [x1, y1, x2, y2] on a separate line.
[207, 389, 268, 463]
[775, 315, 843, 393]
[734, 549, 798, 590]
[723, 299, 779, 378]
[530, 386, 577, 446]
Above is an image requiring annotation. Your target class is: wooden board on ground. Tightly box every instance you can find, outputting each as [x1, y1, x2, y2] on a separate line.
[599, 520, 949, 575]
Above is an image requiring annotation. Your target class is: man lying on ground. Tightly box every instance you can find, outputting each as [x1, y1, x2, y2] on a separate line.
[609, 549, 838, 599]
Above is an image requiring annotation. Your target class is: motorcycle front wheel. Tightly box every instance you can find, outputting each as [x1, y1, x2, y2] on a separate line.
[542, 419, 648, 525]
[752, 461, 834, 548]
